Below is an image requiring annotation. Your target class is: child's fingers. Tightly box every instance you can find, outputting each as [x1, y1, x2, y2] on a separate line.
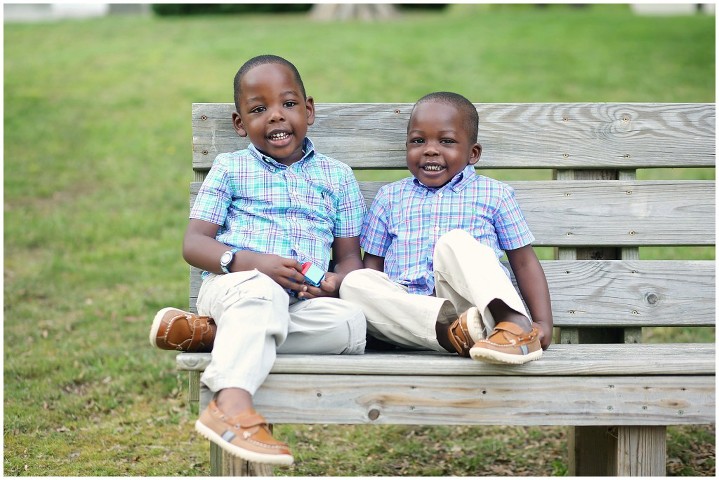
[299, 281, 337, 299]
[319, 273, 339, 291]
[297, 285, 318, 300]
[278, 269, 305, 292]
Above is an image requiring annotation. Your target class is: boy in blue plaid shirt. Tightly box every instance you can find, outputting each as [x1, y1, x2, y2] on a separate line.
[341, 92, 553, 365]
[149, 55, 366, 465]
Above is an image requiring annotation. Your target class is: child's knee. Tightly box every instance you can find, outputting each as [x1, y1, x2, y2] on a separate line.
[321, 298, 367, 354]
[340, 303, 367, 354]
[288, 298, 366, 355]
[437, 229, 472, 250]
[437, 229, 494, 257]
[339, 269, 362, 293]
[339, 268, 386, 298]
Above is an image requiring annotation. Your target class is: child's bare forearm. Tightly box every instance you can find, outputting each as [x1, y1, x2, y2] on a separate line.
[523, 289, 553, 349]
[183, 219, 305, 290]
[331, 236, 364, 280]
[506, 246, 554, 349]
[363, 253, 384, 271]
[182, 221, 227, 274]
[333, 255, 363, 276]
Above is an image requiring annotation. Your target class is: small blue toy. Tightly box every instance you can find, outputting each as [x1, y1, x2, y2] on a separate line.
[301, 262, 325, 287]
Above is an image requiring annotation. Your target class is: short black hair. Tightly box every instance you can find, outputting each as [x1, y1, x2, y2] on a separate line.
[233, 54, 306, 112]
[411, 91, 479, 143]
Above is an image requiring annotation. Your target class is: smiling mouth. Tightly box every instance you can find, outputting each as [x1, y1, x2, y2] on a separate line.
[422, 164, 445, 172]
[268, 131, 291, 141]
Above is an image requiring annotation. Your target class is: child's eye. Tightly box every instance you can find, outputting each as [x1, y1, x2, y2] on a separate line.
[249, 106, 266, 114]
[440, 138, 457, 144]
[284, 101, 298, 108]
[409, 138, 425, 144]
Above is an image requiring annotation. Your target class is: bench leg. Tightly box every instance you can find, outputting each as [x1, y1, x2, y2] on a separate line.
[615, 426, 666, 476]
[210, 442, 274, 476]
[188, 371, 201, 415]
[570, 426, 666, 476]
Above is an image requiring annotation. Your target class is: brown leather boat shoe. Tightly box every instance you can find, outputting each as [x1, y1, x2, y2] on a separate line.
[149, 307, 216, 352]
[469, 321, 542, 365]
[446, 307, 486, 357]
[195, 400, 294, 465]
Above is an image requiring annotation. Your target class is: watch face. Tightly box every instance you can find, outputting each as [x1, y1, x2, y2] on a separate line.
[220, 251, 232, 266]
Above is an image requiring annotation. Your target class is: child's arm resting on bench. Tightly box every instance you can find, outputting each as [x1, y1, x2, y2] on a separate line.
[506, 245, 553, 350]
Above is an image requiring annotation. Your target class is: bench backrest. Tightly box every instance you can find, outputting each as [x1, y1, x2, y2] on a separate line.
[190, 103, 715, 338]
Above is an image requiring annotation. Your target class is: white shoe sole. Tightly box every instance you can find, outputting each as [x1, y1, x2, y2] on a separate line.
[149, 307, 179, 348]
[195, 420, 294, 465]
[469, 346, 543, 365]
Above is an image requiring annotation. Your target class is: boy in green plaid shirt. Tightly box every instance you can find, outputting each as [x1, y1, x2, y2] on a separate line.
[149, 55, 366, 465]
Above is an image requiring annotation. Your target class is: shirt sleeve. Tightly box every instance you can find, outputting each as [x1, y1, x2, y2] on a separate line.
[360, 186, 392, 257]
[494, 184, 536, 251]
[189, 155, 232, 227]
[332, 166, 367, 238]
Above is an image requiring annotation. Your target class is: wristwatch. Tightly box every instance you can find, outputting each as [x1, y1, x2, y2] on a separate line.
[220, 248, 239, 274]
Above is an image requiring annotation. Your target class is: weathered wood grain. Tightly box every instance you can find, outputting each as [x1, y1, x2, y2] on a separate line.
[361, 180, 715, 246]
[614, 426, 667, 476]
[176, 343, 716, 376]
[192, 103, 715, 170]
[247, 374, 714, 426]
[569, 426, 667, 476]
[189, 260, 715, 327]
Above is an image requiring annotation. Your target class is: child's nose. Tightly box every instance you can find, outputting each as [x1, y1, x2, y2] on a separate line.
[423, 142, 440, 155]
[268, 108, 285, 122]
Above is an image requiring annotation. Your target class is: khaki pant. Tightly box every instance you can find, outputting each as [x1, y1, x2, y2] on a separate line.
[340, 229, 528, 351]
[197, 269, 366, 396]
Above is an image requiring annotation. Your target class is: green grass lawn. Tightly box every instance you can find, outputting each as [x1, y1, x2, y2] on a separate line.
[4, 5, 715, 476]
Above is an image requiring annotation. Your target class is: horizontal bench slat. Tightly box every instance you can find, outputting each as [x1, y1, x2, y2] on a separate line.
[187, 371, 712, 427]
[189, 260, 715, 327]
[359, 180, 716, 246]
[176, 343, 715, 376]
[179, 345, 715, 426]
[190, 180, 715, 246]
[540, 260, 715, 327]
[192, 103, 715, 170]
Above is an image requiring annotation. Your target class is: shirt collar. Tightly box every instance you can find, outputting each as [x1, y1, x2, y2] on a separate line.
[247, 137, 315, 170]
[412, 164, 476, 193]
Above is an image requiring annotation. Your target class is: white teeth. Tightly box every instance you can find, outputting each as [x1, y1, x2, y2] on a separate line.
[423, 165, 443, 171]
[269, 132, 290, 140]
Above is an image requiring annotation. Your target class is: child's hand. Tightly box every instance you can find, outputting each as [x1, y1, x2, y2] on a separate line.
[252, 253, 306, 292]
[535, 321, 553, 350]
[297, 272, 340, 300]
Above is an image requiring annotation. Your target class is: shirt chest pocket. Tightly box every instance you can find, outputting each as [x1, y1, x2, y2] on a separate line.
[297, 184, 336, 223]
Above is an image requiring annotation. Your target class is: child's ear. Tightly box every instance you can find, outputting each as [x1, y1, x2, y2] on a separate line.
[305, 96, 316, 126]
[469, 143, 482, 165]
[232, 111, 248, 137]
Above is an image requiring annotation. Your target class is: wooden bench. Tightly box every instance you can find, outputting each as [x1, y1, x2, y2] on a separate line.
[177, 102, 715, 476]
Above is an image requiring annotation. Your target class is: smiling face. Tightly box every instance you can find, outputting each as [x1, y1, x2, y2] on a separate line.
[405, 100, 481, 188]
[232, 62, 315, 165]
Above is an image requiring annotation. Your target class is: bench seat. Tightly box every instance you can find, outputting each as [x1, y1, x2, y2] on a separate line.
[178, 344, 714, 427]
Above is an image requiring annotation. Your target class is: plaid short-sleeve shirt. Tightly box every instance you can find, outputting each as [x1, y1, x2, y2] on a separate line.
[361, 164, 535, 295]
[191, 138, 366, 277]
